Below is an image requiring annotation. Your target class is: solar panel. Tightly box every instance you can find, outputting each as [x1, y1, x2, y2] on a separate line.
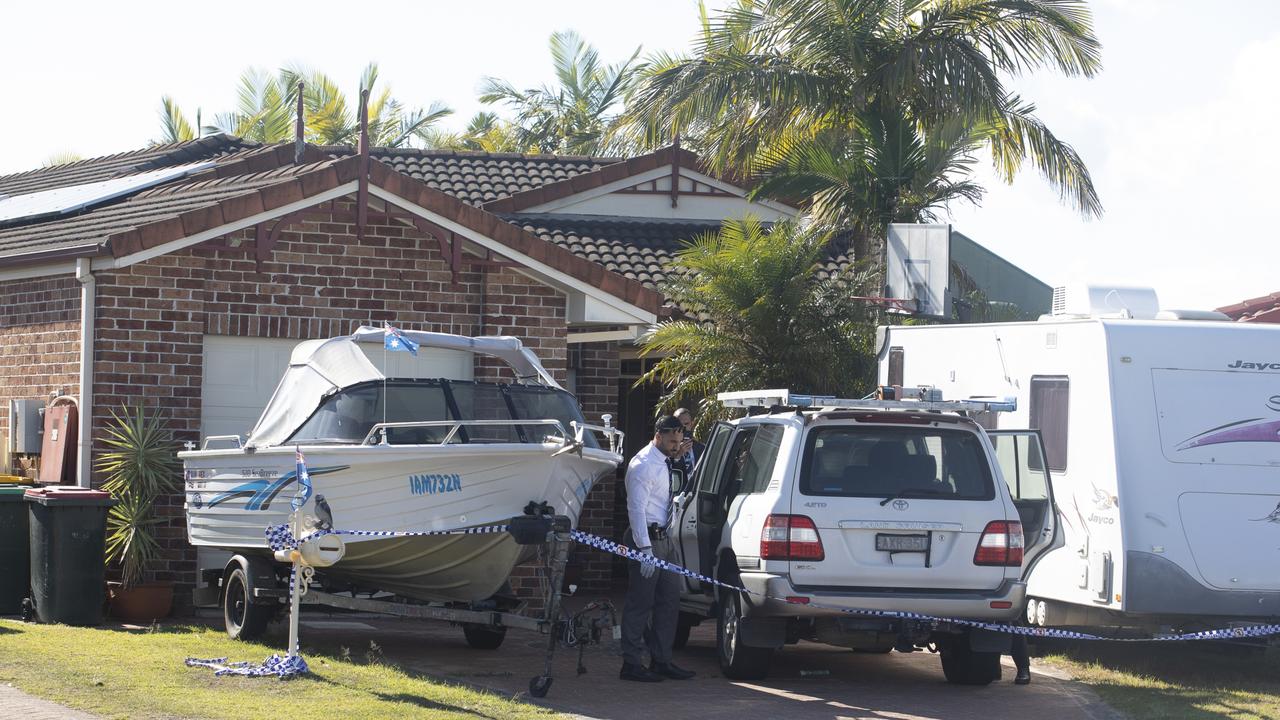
[0, 161, 216, 225]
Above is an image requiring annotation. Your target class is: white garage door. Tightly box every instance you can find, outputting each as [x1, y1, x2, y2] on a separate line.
[199, 335, 475, 442]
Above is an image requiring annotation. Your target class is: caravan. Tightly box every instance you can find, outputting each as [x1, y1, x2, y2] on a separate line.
[877, 285, 1280, 633]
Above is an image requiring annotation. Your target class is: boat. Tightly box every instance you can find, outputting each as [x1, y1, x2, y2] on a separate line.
[179, 326, 622, 604]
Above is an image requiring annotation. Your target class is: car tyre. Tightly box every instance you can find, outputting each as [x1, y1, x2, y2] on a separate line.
[223, 566, 274, 641]
[716, 588, 772, 680]
[939, 632, 1001, 685]
[673, 612, 698, 650]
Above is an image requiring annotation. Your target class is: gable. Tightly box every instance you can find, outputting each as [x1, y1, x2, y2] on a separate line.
[513, 165, 794, 222]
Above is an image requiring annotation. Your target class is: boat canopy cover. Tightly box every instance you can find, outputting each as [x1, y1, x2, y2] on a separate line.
[246, 326, 561, 448]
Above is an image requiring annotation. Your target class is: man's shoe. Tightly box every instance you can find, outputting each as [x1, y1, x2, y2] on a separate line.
[619, 663, 665, 682]
[1014, 667, 1031, 685]
[650, 661, 696, 680]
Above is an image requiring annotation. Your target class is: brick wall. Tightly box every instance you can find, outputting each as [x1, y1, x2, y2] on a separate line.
[567, 342, 622, 592]
[0, 275, 81, 476]
[86, 201, 579, 608]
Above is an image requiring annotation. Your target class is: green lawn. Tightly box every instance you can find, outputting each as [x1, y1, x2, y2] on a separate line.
[0, 619, 560, 720]
[1039, 640, 1280, 719]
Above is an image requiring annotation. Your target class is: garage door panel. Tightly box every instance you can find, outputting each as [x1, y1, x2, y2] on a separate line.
[199, 335, 474, 442]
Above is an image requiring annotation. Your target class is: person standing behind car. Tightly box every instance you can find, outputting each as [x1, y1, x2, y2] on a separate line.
[673, 407, 704, 476]
[619, 415, 697, 683]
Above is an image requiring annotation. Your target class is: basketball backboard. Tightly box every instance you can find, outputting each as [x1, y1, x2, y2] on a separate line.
[885, 223, 951, 319]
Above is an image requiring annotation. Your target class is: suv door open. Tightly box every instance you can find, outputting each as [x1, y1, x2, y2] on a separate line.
[676, 421, 734, 593]
[987, 430, 1057, 567]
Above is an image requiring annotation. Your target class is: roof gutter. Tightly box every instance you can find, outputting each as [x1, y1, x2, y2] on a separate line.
[75, 257, 94, 488]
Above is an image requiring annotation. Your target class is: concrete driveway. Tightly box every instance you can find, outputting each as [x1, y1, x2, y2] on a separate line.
[273, 607, 1122, 720]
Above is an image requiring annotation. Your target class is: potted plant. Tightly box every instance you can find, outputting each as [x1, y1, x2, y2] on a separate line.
[98, 404, 180, 622]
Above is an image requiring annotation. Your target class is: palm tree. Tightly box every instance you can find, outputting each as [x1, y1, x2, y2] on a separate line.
[639, 218, 877, 420]
[480, 31, 643, 155]
[156, 96, 197, 144]
[156, 64, 452, 148]
[426, 112, 531, 153]
[625, 0, 1103, 224]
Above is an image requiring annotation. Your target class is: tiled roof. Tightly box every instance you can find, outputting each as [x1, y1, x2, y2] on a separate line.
[1217, 292, 1280, 323]
[0, 135, 257, 198]
[510, 215, 857, 295]
[322, 146, 621, 206]
[0, 156, 348, 262]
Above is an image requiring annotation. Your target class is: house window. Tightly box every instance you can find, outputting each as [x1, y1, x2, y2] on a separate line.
[1029, 376, 1069, 472]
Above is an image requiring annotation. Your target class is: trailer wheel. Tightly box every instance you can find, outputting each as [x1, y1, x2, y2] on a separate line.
[223, 565, 274, 641]
[939, 632, 1000, 685]
[462, 623, 507, 650]
[529, 675, 553, 698]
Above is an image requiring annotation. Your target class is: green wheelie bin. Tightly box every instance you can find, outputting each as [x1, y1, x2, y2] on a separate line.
[25, 486, 115, 625]
[0, 484, 30, 614]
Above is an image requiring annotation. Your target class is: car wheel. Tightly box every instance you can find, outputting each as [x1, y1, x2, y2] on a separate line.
[673, 612, 698, 650]
[223, 566, 274, 641]
[939, 632, 1001, 685]
[716, 589, 772, 680]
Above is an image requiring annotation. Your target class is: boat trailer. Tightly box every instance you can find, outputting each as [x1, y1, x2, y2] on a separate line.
[200, 514, 617, 697]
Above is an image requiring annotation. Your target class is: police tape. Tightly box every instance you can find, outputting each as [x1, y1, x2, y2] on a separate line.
[565, 529, 1280, 643]
[186, 520, 1280, 680]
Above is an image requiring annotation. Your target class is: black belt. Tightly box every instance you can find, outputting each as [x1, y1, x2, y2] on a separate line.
[647, 523, 668, 541]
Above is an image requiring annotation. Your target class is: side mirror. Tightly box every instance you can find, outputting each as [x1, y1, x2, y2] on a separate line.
[670, 468, 686, 495]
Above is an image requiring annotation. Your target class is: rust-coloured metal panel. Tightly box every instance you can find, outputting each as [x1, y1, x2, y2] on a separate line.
[38, 403, 77, 485]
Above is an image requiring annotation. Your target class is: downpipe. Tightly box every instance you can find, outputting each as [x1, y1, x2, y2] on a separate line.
[75, 258, 95, 488]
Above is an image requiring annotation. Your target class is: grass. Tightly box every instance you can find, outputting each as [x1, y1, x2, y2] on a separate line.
[0, 619, 561, 720]
[1037, 639, 1280, 719]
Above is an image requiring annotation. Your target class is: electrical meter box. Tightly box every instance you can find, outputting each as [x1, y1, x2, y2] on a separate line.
[11, 399, 44, 454]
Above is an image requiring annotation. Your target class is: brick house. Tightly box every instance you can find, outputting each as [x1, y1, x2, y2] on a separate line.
[0, 135, 797, 603]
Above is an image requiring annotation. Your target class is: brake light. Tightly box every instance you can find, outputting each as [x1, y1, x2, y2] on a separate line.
[973, 521, 1024, 566]
[761, 514, 825, 561]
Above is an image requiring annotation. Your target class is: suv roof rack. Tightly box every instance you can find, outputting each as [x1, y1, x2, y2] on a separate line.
[717, 389, 1017, 413]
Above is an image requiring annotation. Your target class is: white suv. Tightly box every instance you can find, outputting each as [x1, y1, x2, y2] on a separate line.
[672, 390, 1056, 685]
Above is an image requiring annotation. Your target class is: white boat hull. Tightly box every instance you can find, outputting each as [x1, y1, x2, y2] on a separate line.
[181, 443, 617, 602]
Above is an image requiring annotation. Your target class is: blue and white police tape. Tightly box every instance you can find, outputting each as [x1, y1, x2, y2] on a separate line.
[186, 523, 513, 680]
[189, 519, 1280, 682]
[265, 522, 512, 553]
[568, 528, 1280, 643]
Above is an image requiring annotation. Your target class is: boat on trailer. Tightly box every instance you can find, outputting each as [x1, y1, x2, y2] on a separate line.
[180, 326, 623, 606]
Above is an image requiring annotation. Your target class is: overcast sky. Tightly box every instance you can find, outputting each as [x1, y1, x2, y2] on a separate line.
[2, 0, 1274, 311]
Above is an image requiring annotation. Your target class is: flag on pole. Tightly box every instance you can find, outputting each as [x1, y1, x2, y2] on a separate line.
[292, 446, 313, 511]
[384, 324, 419, 355]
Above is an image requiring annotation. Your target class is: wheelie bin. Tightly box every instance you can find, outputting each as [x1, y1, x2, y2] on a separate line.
[25, 486, 115, 625]
[0, 484, 30, 614]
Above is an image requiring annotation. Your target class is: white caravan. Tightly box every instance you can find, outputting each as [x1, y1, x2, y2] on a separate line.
[876, 285, 1280, 632]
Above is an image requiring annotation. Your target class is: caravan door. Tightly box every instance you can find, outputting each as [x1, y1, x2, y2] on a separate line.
[987, 431, 1057, 567]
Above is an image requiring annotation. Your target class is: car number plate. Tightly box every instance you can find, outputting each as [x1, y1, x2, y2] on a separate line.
[875, 533, 929, 552]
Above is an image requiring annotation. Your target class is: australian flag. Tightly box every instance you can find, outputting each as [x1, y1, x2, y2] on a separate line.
[384, 324, 419, 355]
[291, 446, 313, 511]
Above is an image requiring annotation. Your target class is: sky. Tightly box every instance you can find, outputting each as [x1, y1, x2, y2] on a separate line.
[2, 0, 1275, 311]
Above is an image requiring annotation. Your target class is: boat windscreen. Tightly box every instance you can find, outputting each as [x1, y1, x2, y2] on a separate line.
[284, 379, 597, 447]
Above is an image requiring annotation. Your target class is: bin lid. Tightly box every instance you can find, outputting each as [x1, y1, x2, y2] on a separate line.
[0, 484, 28, 501]
[0, 474, 34, 486]
[24, 486, 116, 506]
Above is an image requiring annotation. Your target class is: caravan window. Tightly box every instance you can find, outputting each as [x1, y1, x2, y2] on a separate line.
[1029, 376, 1069, 472]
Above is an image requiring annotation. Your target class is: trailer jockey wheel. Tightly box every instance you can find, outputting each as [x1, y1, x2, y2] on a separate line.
[529, 675, 553, 698]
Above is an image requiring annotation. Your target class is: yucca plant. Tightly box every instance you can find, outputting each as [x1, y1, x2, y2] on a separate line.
[97, 405, 179, 588]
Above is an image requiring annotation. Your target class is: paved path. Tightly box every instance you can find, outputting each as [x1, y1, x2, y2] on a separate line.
[0, 684, 98, 720]
[288, 611, 1124, 720]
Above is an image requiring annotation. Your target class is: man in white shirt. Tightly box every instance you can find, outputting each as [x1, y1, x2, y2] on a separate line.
[619, 415, 697, 682]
